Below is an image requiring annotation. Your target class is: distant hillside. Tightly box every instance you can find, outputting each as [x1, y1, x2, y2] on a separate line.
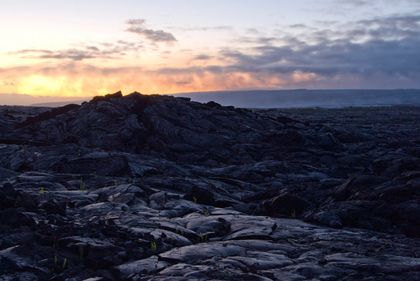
[30, 100, 88, 107]
[0, 93, 90, 106]
[2, 89, 420, 108]
[172, 89, 420, 108]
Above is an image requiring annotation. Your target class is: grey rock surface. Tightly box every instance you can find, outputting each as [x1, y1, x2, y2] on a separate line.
[0, 92, 419, 280]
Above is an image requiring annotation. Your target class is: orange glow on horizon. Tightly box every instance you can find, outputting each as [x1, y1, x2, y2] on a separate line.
[3, 70, 296, 98]
[1, 60, 324, 99]
[291, 71, 317, 82]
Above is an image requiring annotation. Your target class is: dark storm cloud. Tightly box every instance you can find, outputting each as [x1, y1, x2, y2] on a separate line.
[315, 0, 420, 18]
[213, 13, 420, 80]
[151, 34, 420, 88]
[125, 19, 177, 43]
[133, 10, 420, 90]
[9, 41, 144, 61]
[354, 15, 420, 39]
[299, 15, 420, 47]
[220, 37, 420, 78]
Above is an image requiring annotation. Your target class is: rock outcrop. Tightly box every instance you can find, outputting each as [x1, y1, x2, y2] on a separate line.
[0, 92, 419, 280]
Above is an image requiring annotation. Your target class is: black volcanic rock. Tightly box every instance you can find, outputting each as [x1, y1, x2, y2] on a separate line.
[0, 93, 420, 280]
[260, 193, 310, 217]
[16, 103, 81, 129]
[10, 92, 282, 164]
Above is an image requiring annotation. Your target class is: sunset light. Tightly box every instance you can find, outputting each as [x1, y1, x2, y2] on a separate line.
[1, 0, 420, 105]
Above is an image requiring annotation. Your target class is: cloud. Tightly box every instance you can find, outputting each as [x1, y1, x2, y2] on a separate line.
[2, 81, 15, 86]
[126, 19, 146, 26]
[236, 36, 278, 45]
[312, 0, 420, 18]
[246, 28, 261, 35]
[12, 49, 99, 61]
[333, 0, 372, 6]
[193, 54, 213, 60]
[220, 37, 420, 79]
[332, 0, 420, 7]
[178, 26, 233, 32]
[284, 14, 420, 45]
[342, 15, 420, 41]
[176, 81, 191, 85]
[151, 12, 420, 90]
[9, 41, 144, 61]
[125, 19, 177, 43]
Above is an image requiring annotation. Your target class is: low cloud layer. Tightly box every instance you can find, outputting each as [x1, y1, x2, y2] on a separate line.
[9, 41, 143, 61]
[221, 37, 420, 77]
[133, 13, 420, 90]
[178, 13, 420, 89]
[125, 19, 177, 43]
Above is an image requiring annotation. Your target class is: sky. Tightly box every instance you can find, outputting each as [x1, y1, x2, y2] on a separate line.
[1, 0, 420, 104]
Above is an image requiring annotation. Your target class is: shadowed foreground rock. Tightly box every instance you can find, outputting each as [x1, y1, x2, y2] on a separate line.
[0, 92, 419, 280]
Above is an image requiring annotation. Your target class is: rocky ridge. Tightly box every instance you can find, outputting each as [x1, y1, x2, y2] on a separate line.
[0, 91, 419, 280]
